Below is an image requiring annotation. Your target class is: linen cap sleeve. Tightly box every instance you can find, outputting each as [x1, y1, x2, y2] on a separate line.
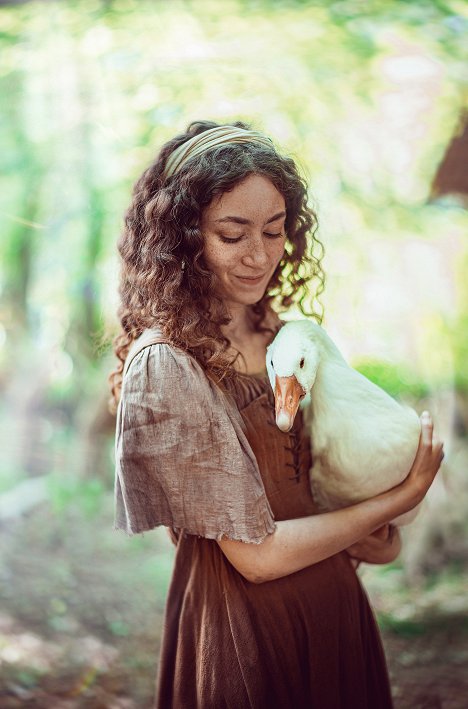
[114, 343, 276, 543]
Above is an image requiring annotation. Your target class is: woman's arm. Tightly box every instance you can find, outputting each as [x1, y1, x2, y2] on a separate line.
[218, 413, 443, 584]
[345, 524, 401, 567]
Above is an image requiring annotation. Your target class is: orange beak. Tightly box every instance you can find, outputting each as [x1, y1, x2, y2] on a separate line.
[274, 375, 306, 432]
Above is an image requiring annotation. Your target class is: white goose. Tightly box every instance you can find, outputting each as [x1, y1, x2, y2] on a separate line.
[266, 319, 422, 525]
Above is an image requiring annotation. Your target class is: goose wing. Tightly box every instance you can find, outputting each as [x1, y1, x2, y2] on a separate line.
[307, 360, 420, 505]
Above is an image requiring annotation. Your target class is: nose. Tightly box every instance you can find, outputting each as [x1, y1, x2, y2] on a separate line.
[241, 234, 269, 269]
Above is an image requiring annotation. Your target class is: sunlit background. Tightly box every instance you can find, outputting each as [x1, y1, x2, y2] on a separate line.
[0, 0, 467, 706]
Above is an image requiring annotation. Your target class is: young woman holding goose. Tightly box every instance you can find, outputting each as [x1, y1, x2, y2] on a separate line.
[110, 120, 444, 708]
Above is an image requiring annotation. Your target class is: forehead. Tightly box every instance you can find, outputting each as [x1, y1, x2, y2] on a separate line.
[202, 174, 285, 223]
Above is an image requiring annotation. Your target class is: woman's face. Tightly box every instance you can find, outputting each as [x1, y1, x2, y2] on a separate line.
[200, 174, 286, 308]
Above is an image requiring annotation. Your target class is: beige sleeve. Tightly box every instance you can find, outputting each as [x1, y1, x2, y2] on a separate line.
[114, 343, 276, 543]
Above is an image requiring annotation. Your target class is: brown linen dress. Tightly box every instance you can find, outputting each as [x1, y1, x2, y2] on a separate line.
[114, 328, 394, 709]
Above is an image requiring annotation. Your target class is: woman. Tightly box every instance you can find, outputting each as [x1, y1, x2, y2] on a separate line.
[110, 120, 444, 708]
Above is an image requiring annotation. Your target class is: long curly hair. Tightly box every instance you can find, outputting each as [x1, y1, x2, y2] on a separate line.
[109, 119, 325, 413]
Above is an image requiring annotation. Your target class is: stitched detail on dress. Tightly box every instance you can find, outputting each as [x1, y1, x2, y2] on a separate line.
[286, 424, 305, 483]
[235, 376, 311, 488]
[260, 390, 306, 483]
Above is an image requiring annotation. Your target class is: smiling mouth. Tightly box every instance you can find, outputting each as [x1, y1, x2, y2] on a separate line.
[235, 274, 266, 282]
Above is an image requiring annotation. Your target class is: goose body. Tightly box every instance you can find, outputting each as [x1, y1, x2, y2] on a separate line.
[266, 320, 421, 525]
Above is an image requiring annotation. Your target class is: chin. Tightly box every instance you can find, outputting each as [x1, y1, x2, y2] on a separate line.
[221, 281, 271, 307]
[237, 291, 267, 306]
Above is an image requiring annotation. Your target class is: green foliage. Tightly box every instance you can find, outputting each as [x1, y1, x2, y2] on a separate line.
[353, 357, 430, 399]
[47, 474, 105, 517]
[11, 668, 41, 689]
[0, 0, 465, 397]
[108, 619, 130, 637]
[0, 467, 26, 494]
[377, 612, 427, 637]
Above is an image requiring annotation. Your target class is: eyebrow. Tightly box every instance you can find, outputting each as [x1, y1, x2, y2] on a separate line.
[214, 210, 286, 226]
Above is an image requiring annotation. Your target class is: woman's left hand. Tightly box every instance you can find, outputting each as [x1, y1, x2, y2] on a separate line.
[346, 524, 401, 568]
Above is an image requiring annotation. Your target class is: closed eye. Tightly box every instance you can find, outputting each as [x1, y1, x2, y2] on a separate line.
[219, 231, 284, 244]
[219, 234, 244, 243]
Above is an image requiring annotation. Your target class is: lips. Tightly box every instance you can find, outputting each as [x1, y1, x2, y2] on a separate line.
[235, 273, 267, 282]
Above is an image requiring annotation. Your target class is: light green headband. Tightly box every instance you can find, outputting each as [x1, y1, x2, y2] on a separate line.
[163, 125, 275, 180]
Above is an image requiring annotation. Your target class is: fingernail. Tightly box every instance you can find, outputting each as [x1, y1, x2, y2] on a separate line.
[421, 411, 430, 418]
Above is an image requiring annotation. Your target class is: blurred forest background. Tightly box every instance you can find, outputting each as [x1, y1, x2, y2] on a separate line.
[0, 0, 467, 706]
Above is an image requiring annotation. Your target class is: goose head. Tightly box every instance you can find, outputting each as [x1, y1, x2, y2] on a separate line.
[266, 320, 321, 432]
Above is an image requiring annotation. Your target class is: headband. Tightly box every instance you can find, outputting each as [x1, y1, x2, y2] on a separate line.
[162, 125, 275, 180]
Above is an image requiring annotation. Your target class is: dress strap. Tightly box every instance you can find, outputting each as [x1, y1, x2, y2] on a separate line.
[123, 328, 170, 379]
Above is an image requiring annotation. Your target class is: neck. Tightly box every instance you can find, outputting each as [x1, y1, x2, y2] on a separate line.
[221, 302, 253, 343]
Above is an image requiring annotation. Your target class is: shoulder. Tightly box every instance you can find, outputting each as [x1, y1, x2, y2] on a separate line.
[125, 340, 201, 387]
[127, 341, 194, 381]
[115, 336, 276, 541]
[123, 341, 224, 413]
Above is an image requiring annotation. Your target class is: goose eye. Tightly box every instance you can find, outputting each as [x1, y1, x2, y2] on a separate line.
[300, 357, 305, 369]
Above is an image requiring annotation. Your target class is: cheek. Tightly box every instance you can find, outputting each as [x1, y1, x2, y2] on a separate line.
[203, 243, 233, 275]
[271, 238, 286, 265]
[202, 239, 219, 265]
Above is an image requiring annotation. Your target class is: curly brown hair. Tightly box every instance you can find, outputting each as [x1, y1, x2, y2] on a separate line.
[108, 119, 325, 412]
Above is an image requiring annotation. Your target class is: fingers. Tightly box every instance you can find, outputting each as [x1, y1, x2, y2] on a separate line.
[420, 410, 433, 448]
[406, 411, 446, 504]
[419, 411, 445, 477]
[371, 524, 390, 541]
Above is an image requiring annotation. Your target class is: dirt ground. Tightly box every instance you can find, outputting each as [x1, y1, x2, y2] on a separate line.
[0, 495, 467, 709]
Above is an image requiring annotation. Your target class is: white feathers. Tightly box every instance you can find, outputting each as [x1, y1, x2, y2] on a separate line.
[267, 319, 421, 525]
